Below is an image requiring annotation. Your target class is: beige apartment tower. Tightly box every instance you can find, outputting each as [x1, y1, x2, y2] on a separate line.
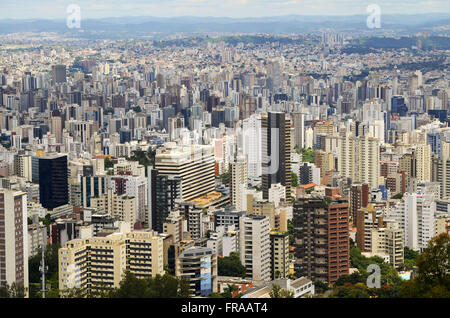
[59, 230, 164, 294]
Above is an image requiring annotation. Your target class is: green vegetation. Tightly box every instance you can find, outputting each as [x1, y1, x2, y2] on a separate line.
[313, 280, 331, 295]
[218, 252, 246, 278]
[103, 108, 114, 115]
[398, 233, 450, 298]
[299, 148, 315, 163]
[104, 157, 115, 169]
[392, 193, 403, 200]
[287, 220, 295, 245]
[0, 283, 26, 298]
[128, 149, 154, 169]
[208, 284, 242, 298]
[350, 245, 402, 287]
[269, 284, 294, 298]
[28, 244, 60, 298]
[219, 171, 230, 186]
[357, 36, 450, 50]
[108, 271, 190, 298]
[329, 233, 450, 298]
[131, 106, 142, 113]
[403, 246, 419, 269]
[60, 271, 190, 298]
[39, 214, 54, 227]
[291, 172, 299, 188]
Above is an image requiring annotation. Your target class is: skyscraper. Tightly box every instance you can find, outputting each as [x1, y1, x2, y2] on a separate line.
[262, 112, 291, 200]
[39, 154, 68, 210]
[147, 166, 182, 233]
[292, 112, 305, 149]
[51, 65, 66, 84]
[270, 231, 290, 280]
[179, 247, 217, 297]
[155, 143, 215, 202]
[239, 215, 271, 282]
[230, 156, 248, 211]
[338, 134, 380, 189]
[294, 188, 349, 284]
[0, 190, 28, 292]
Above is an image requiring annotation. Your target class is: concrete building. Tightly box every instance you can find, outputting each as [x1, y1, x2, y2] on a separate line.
[270, 231, 290, 280]
[239, 215, 271, 282]
[155, 143, 215, 201]
[230, 157, 248, 211]
[262, 112, 292, 200]
[179, 247, 217, 297]
[59, 227, 164, 294]
[338, 134, 380, 189]
[0, 190, 28, 292]
[293, 188, 349, 284]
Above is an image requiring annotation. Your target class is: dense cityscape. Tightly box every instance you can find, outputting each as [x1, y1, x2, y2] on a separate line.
[0, 1, 449, 301]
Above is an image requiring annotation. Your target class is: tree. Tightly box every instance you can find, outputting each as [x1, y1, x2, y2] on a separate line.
[132, 106, 142, 113]
[218, 252, 246, 278]
[129, 149, 153, 168]
[28, 244, 60, 298]
[313, 280, 330, 294]
[291, 172, 299, 187]
[108, 271, 190, 298]
[0, 283, 26, 298]
[333, 272, 366, 286]
[416, 233, 450, 286]
[404, 246, 419, 260]
[287, 220, 295, 245]
[329, 283, 370, 298]
[392, 193, 403, 199]
[219, 171, 230, 186]
[104, 157, 115, 169]
[400, 234, 450, 298]
[300, 148, 315, 163]
[269, 284, 294, 298]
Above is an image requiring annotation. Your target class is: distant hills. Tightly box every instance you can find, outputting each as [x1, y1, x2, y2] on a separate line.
[0, 14, 449, 39]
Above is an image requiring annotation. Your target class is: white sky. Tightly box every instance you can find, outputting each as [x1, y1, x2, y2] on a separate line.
[0, 0, 449, 19]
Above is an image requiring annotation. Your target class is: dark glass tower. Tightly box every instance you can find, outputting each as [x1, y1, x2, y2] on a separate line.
[262, 111, 291, 200]
[39, 154, 68, 210]
[148, 167, 181, 233]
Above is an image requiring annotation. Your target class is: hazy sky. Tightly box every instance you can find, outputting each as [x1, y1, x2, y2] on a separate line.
[1, 0, 449, 19]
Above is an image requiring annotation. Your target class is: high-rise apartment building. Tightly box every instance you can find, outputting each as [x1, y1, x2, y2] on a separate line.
[147, 167, 182, 233]
[230, 156, 248, 211]
[179, 247, 217, 297]
[0, 190, 28, 292]
[389, 190, 437, 251]
[270, 231, 290, 280]
[14, 153, 32, 182]
[239, 215, 271, 282]
[38, 153, 68, 210]
[292, 112, 305, 149]
[338, 134, 380, 189]
[262, 112, 291, 200]
[350, 183, 369, 225]
[155, 143, 215, 202]
[432, 155, 450, 199]
[242, 114, 262, 178]
[51, 65, 66, 84]
[371, 221, 404, 268]
[90, 189, 137, 225]
[293, 189, 349, 284]
[59, 229, 164, 294]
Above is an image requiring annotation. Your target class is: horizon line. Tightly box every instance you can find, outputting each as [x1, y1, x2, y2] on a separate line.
[1, 12, 450, 21]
